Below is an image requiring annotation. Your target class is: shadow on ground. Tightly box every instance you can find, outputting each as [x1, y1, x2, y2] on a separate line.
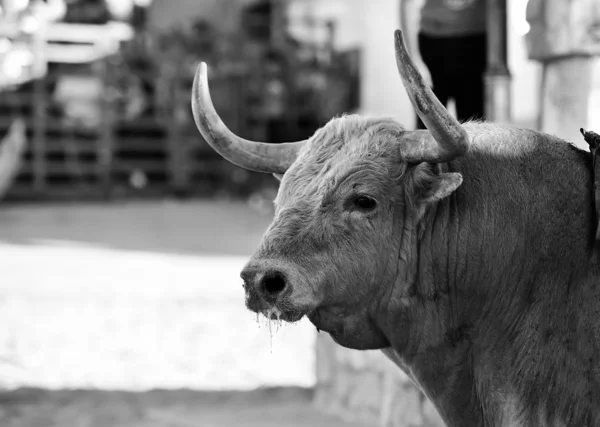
[0, 200, 273, 256]
[0, 387, 369, 427]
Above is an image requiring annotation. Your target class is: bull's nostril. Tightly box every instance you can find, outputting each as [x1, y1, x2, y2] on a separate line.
[261, 271, 286, 295]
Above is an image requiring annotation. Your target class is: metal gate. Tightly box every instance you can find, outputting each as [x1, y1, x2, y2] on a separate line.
[0, 46, 272, 202]
[0, 11, 360, 202]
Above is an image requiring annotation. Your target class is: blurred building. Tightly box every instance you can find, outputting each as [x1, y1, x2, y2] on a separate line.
[0, 0, 594, 202]
[0, 0, 361, 201]
[285, 0, 538, 127]
[146, 0, 253, 34]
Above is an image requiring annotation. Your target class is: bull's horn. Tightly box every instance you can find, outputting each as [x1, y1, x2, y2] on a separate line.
[394, 30, 470, 163]
[191, 62, 305, 174]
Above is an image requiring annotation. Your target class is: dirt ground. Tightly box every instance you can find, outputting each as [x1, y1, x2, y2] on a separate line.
[0, 199, 317, 392]
[0, 387, 369, 427]
[0, 200, 367, 426]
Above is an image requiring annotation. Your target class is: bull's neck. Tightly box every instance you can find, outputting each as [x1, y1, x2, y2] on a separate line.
[378, 184, 480, 353]
[374, 190, 486, 426]
[376, 145, 599, 427]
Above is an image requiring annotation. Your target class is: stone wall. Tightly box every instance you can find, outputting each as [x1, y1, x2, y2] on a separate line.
[314, 334, 445, 427]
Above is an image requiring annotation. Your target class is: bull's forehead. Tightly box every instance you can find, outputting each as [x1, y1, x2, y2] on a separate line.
[275, 115, 406, 207]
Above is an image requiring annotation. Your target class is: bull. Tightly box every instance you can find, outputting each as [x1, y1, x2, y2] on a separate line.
[191, 30, 600, 427]
[0, 119, 26, 200]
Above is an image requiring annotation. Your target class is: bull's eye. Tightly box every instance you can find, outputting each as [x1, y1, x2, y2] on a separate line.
[353, 195, 377, 211]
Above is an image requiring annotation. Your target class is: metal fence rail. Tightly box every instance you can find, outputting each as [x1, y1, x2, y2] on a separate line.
[0, 56, 274, 202]
[0, 11, 360, 203]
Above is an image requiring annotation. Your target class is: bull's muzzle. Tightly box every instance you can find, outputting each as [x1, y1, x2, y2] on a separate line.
[241, 261, 289, 309]
[241, 258, 320, 323]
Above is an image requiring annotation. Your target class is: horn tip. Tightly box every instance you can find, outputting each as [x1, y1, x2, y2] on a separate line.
[394, 30, 408, 55]
[197, 62, 208, 82]
[194, 62, 209, 83]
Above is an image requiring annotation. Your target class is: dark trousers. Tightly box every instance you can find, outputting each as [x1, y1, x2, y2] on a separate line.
[416, 32, 487, 129]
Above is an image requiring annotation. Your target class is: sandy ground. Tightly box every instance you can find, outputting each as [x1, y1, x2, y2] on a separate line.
[0, 200, 364, 426]
[0, 200, 318, 391]
[0, 387, 370, 427]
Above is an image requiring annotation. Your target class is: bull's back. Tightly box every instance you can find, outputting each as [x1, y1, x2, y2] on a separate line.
[458, 124, 600, 426]
[460, 123, 596, 261]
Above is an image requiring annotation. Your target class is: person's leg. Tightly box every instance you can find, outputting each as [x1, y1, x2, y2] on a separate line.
[416, 33, 450, 130]
[453, 34, 487, 123]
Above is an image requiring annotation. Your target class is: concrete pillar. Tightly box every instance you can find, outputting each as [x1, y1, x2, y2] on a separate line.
[485, 0, 512, 123]
[360, 0, 413, 122]
[525, 0, 600, 149]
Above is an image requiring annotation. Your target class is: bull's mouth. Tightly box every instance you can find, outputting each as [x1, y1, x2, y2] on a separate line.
[263, 306, 306, 323]
[245, 288, 311, 323]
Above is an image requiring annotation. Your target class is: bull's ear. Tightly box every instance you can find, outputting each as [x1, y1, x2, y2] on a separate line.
[273, 173, 283, 182]
[414, 170, 463, 204]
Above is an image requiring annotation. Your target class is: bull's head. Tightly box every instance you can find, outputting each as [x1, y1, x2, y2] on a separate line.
[191, 31, 470, 349]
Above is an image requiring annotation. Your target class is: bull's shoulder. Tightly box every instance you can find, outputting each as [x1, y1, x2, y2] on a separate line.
[461, 121, 589, 163]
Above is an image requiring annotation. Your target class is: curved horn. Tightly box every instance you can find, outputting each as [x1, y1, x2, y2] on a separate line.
[394, 30, 470, 163]
[191, 62, 305, 174]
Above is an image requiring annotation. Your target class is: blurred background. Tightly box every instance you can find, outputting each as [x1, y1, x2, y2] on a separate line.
[0, 0, 597, 426]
